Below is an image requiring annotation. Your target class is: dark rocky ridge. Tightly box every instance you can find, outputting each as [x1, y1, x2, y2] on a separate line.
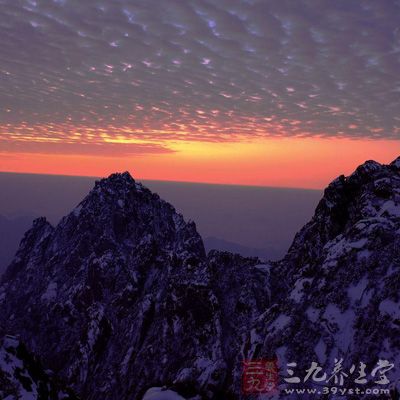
[1, 157, 400, 399]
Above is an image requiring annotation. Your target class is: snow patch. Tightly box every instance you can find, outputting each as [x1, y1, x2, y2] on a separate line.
[41, 282, 58, 302]
[349, 238, 368, 249]
[379, 200, 400, 217]
[270, 314, 291, 331]
[0, 337, 39, 399]
[306, 307, 319, 323]
[73, 205, 82, 217]
[324, 236, 368, 268]
[121, 346, 134, 376]
[172, 214, 184, 230]
[290, 278, 312, 302]
[254, 264, 271, 273]
[142, 387, 186, 400]
[323, 304, 355, 352]
[347, 278, 368, 305]
[379, 299, 400, 319]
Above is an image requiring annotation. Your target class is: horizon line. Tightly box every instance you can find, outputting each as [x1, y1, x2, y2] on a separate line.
[0, 170, 322, 192]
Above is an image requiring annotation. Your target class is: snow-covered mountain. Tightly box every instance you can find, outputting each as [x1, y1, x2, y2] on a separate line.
[1, 158, 400, 399]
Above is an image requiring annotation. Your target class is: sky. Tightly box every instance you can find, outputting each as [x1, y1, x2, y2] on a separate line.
[0, 0, 399, 188]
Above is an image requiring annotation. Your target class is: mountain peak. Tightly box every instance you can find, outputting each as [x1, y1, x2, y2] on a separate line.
[32, 216, 52, 229]
[93, 171, 136, 193]
[73, 170, 150, 219]
[391, 155, 400, 169]
[106, 171, 135, 183]
[0, 169, 213, 399]
[285, 156, 400, 272]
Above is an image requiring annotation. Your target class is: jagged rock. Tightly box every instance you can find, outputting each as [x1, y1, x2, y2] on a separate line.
[1, 158, 400, 399]
[254, 158, 400, 397]
[0, 173, 266, 399]
[0, 335, 78, 399]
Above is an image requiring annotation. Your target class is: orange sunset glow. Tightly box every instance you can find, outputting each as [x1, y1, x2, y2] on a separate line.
[1, 128, 398, 189]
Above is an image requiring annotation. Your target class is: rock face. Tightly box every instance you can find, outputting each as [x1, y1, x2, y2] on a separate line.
[253, 158, 400, 396]
[0, 335, 78, 399]
[1, 158, 400, 399]
[0, 173, 269, 399]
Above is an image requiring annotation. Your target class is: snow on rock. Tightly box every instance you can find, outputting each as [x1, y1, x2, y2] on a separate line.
[72, 205, 82, 217]
[322, 304, 355, 352]
[347, 277, 368, 305]
[0, 172, 237, 399]
[290, 277, 312, 302]
[256, 156, 400, 397]
[0, 336, 77, 400]
[270, 314, 291, 331]
[306, 306, 319, 323]
[379, 200, 400, 217]
[142, 387, 186, 400]
[391, 156, 400, 169]
[379, 299, 400, 319]
[40, 281, 58, 302]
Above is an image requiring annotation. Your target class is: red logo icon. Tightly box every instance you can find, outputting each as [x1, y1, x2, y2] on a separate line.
[242, 359, 279, 395]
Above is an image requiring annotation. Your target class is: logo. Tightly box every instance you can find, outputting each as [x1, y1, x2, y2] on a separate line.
[242, 359, 278, 394]
[241, 357, 396, 397]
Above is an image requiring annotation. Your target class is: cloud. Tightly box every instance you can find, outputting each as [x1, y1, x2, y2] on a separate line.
[0, 0, 399, 146]
[0, 137, 174, 156]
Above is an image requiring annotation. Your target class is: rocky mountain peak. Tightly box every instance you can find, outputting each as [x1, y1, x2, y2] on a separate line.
[284, 158, 400, 271]
[0, 171, 216, 399]
[92, 171, 137, 197]
[391, 156, 400, 169]
[1, 158, 400, 399]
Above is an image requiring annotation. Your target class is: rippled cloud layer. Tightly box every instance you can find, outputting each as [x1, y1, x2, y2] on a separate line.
[1, 0, 400, 153]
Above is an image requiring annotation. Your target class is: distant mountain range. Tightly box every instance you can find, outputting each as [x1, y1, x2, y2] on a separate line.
[1, 157, 400, 399]
[203, 236, 282, 260]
